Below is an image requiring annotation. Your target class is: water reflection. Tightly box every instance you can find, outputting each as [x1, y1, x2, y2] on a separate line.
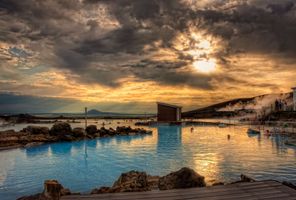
[87, 139, 97, 149]
[0, 124, 295, 200]
[157, 125, 182, 151]
[113, 134, 152, 145]
[71, 140, 85, 150]
[270, 135, 288, 154]
[50, 142, 73, 156]
[25, 144, 50, 157]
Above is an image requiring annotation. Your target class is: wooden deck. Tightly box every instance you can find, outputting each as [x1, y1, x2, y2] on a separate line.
[62, 180, 296, 200]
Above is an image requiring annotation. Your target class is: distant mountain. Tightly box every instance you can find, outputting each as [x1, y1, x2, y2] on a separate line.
[182, 92, 293, 119]
[87, 109, 104, 115]
[87, 109, 123, 116]
[87, 109, 155, 117]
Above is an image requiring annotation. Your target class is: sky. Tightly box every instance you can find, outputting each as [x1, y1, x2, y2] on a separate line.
[0, 0, 296, 113]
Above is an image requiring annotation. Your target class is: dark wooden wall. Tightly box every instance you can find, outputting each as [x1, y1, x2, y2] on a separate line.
[157, 104, 178, 122]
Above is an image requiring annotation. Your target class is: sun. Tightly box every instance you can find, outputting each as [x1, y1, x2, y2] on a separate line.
[193, 59, 216, 73]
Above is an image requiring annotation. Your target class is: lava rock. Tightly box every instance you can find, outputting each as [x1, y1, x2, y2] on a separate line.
[23, 126, 50, 135]
[50, 122, 72, 136]
[91, 171, 156, 194]
[107, 128, 116, 136]
[112, 170, 150, 192]
[98, 127, 109, 136]
[116, 126, 132, 135]
[158, 167, 206, 190]
[85, 125, 97, 135]
[147, 175, 160, 189]
[72, 128, 85, 138]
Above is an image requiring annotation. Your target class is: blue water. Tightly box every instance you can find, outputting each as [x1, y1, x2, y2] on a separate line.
[0, 124, 296, 200]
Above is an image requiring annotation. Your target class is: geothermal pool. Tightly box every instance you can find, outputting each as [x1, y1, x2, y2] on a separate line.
[0, 121, 296, 200]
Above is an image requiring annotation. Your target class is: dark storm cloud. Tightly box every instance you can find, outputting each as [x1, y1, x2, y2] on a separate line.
[197, 1, 296, 57]
[129, 60, 212, 89]
[76, 27, 158, 55]
[1, 0, 296, 89]
[79, 0, 196, 53]
[0, 92, 77, 113]
[267, 2, 294, 14]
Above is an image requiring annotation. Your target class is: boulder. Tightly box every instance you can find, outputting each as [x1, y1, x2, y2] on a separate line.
[85, 125, 97, 135]
[50, 122, 72, 136]
[98, 127, 109, 136]
[91, 171, 153, 194]
[116, 126, 132, 135]
[158, 167, 206, 190]
[147, 175, 160, 189]
[72, 128, 85, 138]
[112, 170, 150, 192]
[0, 130, 29, 148]
[108, 128, 116, 136]
[23, 126, 50, 135]
[43, 180, 63, 200]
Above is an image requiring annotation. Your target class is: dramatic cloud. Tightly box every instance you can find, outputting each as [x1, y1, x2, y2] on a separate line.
[0, 0, 296, 112]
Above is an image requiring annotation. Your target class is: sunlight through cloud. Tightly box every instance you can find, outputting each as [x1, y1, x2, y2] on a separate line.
[193, 59, 216, 73]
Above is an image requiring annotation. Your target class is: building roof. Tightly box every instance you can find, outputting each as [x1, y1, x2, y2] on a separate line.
[157, 102, 182, 108]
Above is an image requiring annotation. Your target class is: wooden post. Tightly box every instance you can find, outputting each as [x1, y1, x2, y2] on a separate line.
[43, 180, 62, 200]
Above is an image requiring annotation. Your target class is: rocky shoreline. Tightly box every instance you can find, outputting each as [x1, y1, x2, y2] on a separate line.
[17, 167, 296, 200]
[0, 122, 152, 150]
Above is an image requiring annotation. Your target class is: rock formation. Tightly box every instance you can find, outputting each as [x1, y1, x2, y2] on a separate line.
[23, 126, 50, 135]
[17, 180, 71, 200]
[91, 171, 159, 194]
[0, 123, 152, 150]
[50, 122, 72, 136]
[85, 125, 97, 135]
[158, 167, 206, 190]
[91, 168, 205, 194]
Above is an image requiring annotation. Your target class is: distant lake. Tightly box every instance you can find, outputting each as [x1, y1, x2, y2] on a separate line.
[0, 120, 295, 200]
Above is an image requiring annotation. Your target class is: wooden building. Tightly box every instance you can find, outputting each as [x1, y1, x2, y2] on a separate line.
[292, 87, 296, 111]
[157, 102, 182, 122]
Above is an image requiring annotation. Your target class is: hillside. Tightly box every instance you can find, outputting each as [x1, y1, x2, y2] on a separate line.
[182, 92, 293, 119]
[87, 109, 154, 118]
[87, 109, 130, 116]
[182, 97, 254, 118]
